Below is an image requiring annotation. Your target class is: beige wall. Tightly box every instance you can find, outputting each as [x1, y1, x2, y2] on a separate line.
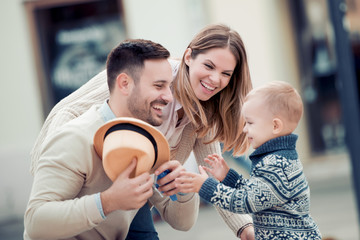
[0, 1, 43, 151]
[0, 0, 43, 219]
[123, 0, 209, 58]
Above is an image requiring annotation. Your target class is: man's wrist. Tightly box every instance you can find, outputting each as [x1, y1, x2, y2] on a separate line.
[100, 191, 112, 216]
[95, 192, 106, 219]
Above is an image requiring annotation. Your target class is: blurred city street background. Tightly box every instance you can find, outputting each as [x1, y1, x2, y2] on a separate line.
[1, 0, 360, 239]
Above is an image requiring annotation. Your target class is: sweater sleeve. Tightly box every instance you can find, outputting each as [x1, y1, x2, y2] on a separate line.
[25, 127, 104, 239]
[198, 162, 305, 214]
[192, 133, 253, 237]
[149, 188, 200, 231]
[222, 168, 247, 188]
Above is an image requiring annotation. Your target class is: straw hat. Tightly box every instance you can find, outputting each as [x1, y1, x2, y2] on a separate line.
[94, 117, 170, 181]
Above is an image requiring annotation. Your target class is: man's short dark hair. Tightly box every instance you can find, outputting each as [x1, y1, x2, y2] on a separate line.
[106, 39, 170, 92]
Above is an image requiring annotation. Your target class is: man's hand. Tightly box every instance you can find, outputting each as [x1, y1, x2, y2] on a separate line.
[101, 159, 154, 215]
[154, 160, 185, 196]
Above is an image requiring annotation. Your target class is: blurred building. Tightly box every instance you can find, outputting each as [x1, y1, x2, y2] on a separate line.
[0, 0, 359, 238]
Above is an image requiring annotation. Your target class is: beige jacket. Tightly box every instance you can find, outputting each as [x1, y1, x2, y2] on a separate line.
[25, 105, 199, 239]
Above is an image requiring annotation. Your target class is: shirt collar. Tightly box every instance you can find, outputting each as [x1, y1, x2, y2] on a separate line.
[99, 100, 116, 122]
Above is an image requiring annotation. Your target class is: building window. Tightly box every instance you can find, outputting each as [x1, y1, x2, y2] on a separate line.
[24, 0, 126, 117]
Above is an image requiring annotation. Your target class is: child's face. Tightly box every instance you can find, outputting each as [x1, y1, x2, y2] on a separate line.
[242, 97, 275, 149]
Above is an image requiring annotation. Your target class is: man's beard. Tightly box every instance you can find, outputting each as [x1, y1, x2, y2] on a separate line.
[127, 94, 165, 126]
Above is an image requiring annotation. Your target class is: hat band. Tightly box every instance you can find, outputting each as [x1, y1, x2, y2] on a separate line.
[104, 123, 158, 168]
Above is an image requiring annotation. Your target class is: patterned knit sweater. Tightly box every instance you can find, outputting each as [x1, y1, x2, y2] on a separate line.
[199, 134, 322, 239]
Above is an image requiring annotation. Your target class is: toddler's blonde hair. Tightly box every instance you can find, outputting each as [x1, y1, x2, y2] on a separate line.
[246, 81, 303, 127]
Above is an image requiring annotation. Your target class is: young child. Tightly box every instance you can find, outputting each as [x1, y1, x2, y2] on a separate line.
[175, 81, 321, 239]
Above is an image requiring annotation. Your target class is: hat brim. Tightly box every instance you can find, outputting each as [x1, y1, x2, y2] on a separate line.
[94, 117, 170, 179]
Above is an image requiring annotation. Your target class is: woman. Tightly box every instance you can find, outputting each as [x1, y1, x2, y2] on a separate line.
[30, 24, 254, 239]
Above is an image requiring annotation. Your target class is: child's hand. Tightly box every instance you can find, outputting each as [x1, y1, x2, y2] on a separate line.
[174, 166, 209, 193]
[203, 154, 229, 182]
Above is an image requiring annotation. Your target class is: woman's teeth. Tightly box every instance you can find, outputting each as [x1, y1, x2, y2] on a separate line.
[201, 81, 215, 91]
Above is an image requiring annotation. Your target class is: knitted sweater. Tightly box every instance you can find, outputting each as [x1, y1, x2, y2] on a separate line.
[199, 134, 321, 239]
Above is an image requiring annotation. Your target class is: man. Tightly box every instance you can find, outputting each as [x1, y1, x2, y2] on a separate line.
[24, 39, 199, 240]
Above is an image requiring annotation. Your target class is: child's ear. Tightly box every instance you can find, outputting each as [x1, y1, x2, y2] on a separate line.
[273, 118, 283, 134]
[116, 73, 133, 95]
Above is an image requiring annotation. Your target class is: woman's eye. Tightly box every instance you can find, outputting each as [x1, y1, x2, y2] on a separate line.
[223, 72, 231, 77]
[204, 64, 213, 69]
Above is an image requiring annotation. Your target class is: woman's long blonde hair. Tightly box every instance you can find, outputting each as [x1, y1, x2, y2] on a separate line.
[173, 24, 252, 155]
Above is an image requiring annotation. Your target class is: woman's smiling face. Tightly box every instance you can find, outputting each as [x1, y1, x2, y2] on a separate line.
[185, 47, 236, 101]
